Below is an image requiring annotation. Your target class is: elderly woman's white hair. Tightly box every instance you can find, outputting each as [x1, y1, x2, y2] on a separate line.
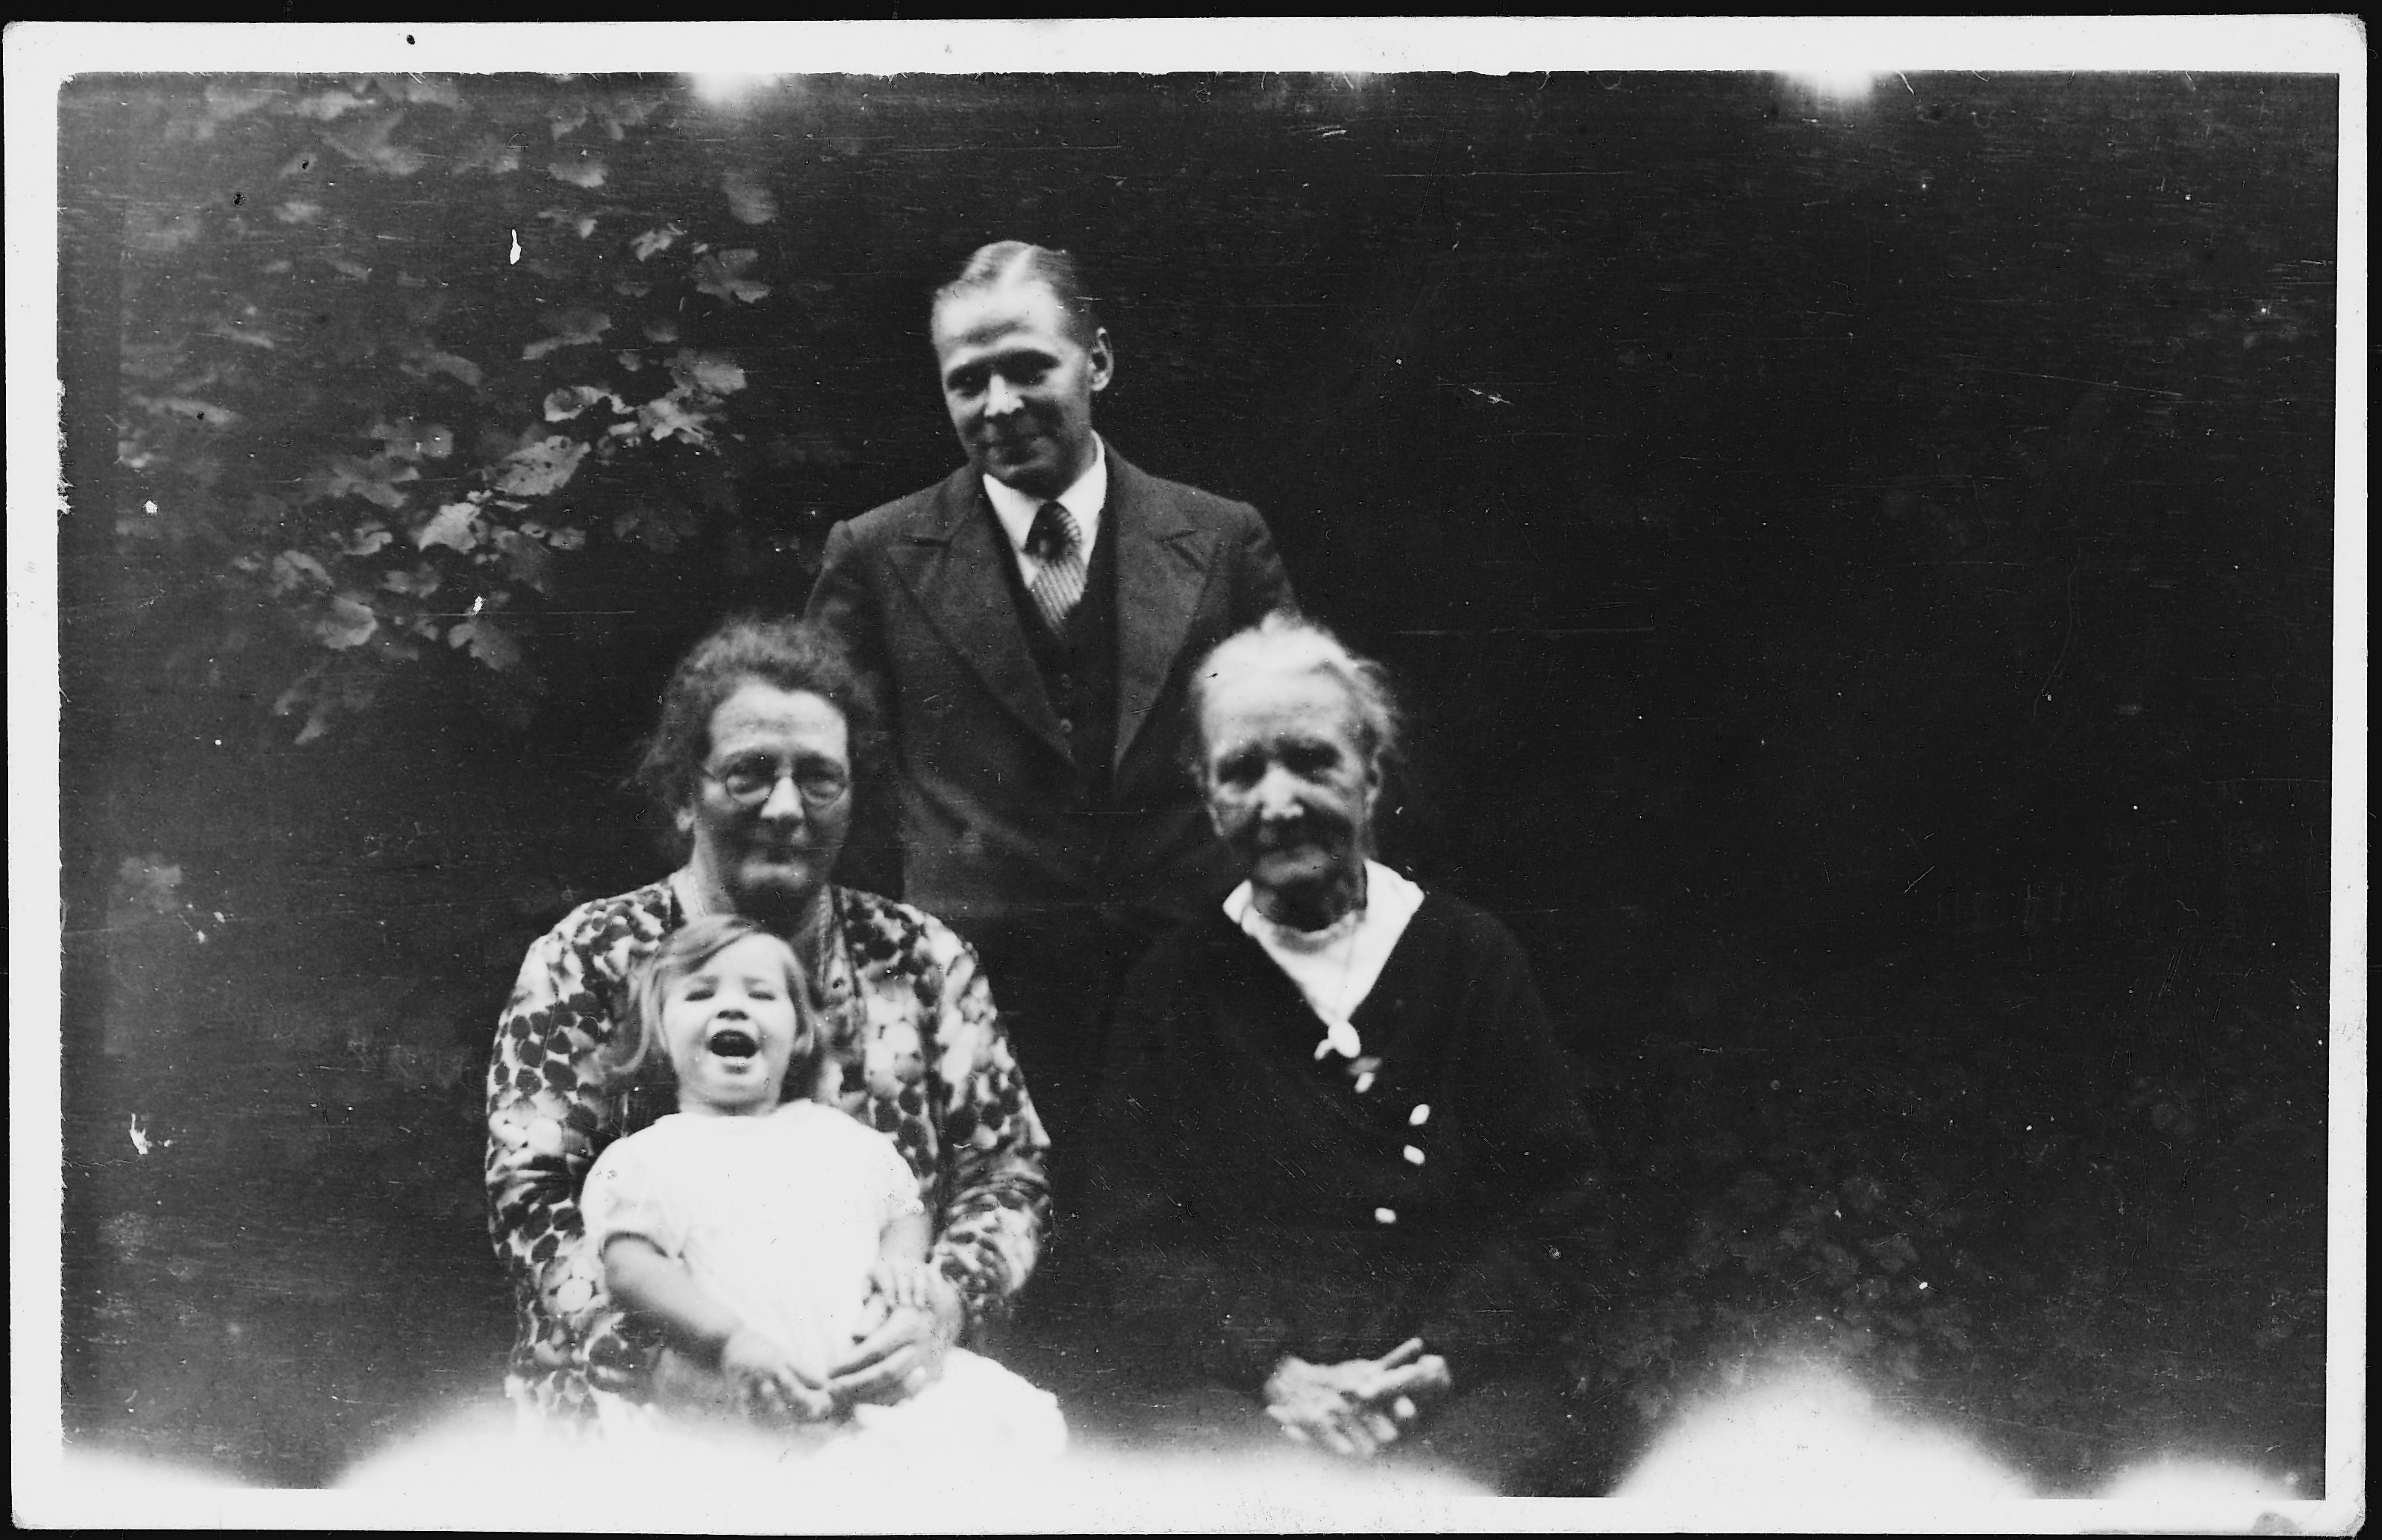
[1188, 610, 1404, 771]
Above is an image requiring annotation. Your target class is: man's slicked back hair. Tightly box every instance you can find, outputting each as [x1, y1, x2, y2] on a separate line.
[931, 241, 1103, 348]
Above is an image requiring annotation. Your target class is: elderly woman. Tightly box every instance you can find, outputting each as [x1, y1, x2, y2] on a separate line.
[485, 615, 1049, 1427]
[1085, 612, 1604, 1494]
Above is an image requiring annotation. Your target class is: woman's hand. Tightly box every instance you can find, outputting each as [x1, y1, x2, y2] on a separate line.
[868, 1256, 936, 1312]
[719, 1327, 836, 1424]
[825, 1267, 964, 1408]
[1263, 1339, 1453, 1458]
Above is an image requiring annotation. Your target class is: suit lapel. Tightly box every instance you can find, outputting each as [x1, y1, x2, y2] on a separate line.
[887, 470, 1069, 756]
[1111, 454, 1220, 771]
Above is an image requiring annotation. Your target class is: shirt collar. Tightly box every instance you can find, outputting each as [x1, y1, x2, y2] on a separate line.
[1221, 862, 1422, 948]
[1223, 877, 1362, 954]
[983, 434, 1107, 558]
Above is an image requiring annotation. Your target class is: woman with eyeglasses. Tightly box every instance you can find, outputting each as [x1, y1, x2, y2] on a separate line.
[485, 614, 1050, 1433]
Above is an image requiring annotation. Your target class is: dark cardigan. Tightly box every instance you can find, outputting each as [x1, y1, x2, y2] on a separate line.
[1083, 887, 1606, 1392]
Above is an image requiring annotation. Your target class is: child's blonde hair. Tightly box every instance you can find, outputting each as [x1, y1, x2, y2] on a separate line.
[600, 915, 822, 1095]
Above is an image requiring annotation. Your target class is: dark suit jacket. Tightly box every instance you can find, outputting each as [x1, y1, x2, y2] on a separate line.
[805, 448, 1296, 936]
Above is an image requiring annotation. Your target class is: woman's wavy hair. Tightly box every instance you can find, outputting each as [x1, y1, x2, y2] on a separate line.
[598, 914, 822, 1098]
[629, 614, 885, 860]
[1187, 609, 1407, 783]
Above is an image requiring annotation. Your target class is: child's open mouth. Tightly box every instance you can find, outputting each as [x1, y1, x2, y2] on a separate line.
[707, 1028, 759, 1059]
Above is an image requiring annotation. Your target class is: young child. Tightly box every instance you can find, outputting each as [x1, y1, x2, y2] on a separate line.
[579, 914, 1063, 1459]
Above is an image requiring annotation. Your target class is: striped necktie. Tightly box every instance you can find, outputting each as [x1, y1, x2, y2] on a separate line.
[1024, 500, 1088, 633]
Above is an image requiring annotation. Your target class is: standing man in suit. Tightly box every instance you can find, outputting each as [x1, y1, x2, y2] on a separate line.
[804, 242, 1297, 1167]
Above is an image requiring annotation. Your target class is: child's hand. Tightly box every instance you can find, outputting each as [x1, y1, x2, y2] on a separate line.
[721, 1327, 834, 1424]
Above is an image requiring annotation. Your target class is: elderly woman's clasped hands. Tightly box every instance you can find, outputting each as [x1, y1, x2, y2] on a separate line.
[1264, 1339, 1453, 1458]
[1084, 611, 1607, 1494]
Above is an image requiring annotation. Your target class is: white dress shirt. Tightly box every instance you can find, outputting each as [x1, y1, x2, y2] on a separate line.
[982, 435, 1109, 587]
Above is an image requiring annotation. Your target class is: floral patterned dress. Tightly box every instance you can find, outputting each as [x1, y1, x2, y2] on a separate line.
[484, 874, 1051, 1422]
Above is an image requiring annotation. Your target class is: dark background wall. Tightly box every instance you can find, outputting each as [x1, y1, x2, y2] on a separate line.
[69, 71, 2337, 1004]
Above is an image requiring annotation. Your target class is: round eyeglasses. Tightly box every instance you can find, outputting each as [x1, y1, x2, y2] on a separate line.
[704, 759, 851, 810]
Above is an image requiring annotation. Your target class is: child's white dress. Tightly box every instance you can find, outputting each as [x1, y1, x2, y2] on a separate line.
[581, 1100, 1063, 1459]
